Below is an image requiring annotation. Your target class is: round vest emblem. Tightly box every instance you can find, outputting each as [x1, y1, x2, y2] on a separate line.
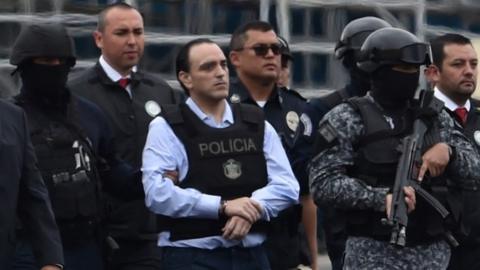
[145, 101, 161, 117]
[286, 111, 299, 131]
[474, 131, 480, 146]
[230, 94, 241, 103]
[223, 159, 242, 180]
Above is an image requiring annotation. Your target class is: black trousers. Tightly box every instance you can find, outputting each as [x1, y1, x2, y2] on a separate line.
[107, 240, 163, 270]
[448, 244, 480, 270]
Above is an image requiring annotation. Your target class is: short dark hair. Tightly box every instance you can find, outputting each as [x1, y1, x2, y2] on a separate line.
[230, 21, 274, 51]
[430, 33, 472, 71]
[175, 38, 216, 95]
[97, 3, 139, 32]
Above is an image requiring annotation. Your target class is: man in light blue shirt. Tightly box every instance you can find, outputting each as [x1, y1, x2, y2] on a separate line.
[142, 38, 299, 270]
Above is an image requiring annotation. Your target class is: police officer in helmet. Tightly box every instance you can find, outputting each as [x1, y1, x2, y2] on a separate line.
[11, 22, 140, 270]
[315, 16, 392, 115]
[292, 17, 391, 269]
[310, 27, 480, 269]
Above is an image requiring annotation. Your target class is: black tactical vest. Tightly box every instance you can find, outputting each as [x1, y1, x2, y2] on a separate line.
[450, 100, 480, 245]
[161, 103, 268, 241]
[457, 101, 480, 191]
[348, 97, 411, 187]
[345, 97, 451, 246]
[16, 100, 101, 239]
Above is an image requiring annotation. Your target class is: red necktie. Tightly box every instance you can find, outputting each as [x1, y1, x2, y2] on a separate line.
[454, 107, 468, 126]
[118, 78, 130, 88]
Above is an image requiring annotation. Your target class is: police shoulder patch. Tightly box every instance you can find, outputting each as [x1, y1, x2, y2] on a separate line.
[317, 120, 338, 143]
[313, 120, 339, 155]
[300, 113, 312, 136]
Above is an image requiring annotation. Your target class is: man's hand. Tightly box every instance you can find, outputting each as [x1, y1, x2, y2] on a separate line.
[385, 186, 416, 217]
[222, 216, 252, 240]
[223, 197, 262, 223]
[163, 170, 179, 185]
[41, 266, 62, 270]
[418, 143, 450, 181]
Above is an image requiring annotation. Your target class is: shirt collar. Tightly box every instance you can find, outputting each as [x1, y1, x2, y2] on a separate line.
[99, 55, 138, 82]
[434, 86, 471, 112]
[185, 98, 234, 126]
[229, 78, 281, 107]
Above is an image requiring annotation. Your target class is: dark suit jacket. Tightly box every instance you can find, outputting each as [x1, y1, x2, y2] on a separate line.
[68, 63, 182, 241]
[0, 99, 63, 268]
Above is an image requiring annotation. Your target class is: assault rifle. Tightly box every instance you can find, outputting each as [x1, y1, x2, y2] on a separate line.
[382, 89, 452, 247]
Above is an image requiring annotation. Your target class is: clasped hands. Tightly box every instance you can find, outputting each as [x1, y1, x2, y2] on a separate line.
[163, 170, 263, 240]
[221, 197, 263, 240]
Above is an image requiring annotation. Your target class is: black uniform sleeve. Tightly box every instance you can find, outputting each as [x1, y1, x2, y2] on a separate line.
[16, 109, 64, 268]
[92, 103, 144, 201]
[290, 99, 334, 196]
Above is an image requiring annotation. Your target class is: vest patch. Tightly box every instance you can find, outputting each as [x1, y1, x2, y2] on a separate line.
[145, 100, 161, 117]
[230, 94, 241, 103]
[223, 159, 242, 180]
[474, 130, 480, 146]
[198, 137, 257, 157]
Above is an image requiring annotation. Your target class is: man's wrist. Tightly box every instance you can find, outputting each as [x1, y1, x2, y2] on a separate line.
[218, 199, 228, 217]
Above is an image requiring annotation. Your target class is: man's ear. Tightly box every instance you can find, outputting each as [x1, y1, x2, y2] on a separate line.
[229, 50, 240, 68]
[178, 71, 192, 91]
[427, 64, 441, 83]
[93, 31, 103, 49]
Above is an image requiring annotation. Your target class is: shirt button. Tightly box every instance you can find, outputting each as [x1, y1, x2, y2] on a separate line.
[129, 114, 135, 120]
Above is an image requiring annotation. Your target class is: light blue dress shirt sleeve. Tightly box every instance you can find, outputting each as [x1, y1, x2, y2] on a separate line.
[141, 98, 299, 248]
[142, 115, 221, 219]
[252, 120, 300, 220]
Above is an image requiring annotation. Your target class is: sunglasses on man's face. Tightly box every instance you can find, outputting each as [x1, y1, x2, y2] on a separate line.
[237, 43, 283, 57]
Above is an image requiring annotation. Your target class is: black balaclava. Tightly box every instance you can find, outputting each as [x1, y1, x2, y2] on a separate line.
[371, 66, 419, 110]
[342, 51, 370, 96]
[19, 61, 71, 110]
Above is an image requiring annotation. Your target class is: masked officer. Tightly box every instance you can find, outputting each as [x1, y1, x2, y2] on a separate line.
[291, 16, 392, 270]
[142, 38, 299, 270]
[229, 21, 316, 270]
[68, 3, 181, 269]
[428, 33, 480, 270]
[0, 71, 63, 269]
[310, 27, 480, 269]
[10, 22, 141, 270]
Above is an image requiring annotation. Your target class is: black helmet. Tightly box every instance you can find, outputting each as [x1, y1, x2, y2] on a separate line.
[278, 36, 293, 61]
[357, 28, 432, 73]
[334, 17, 392, 60]
[10, 22, 76, 67]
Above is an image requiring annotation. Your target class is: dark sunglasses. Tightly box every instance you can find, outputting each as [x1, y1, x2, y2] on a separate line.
[237, 43, 282, 56]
